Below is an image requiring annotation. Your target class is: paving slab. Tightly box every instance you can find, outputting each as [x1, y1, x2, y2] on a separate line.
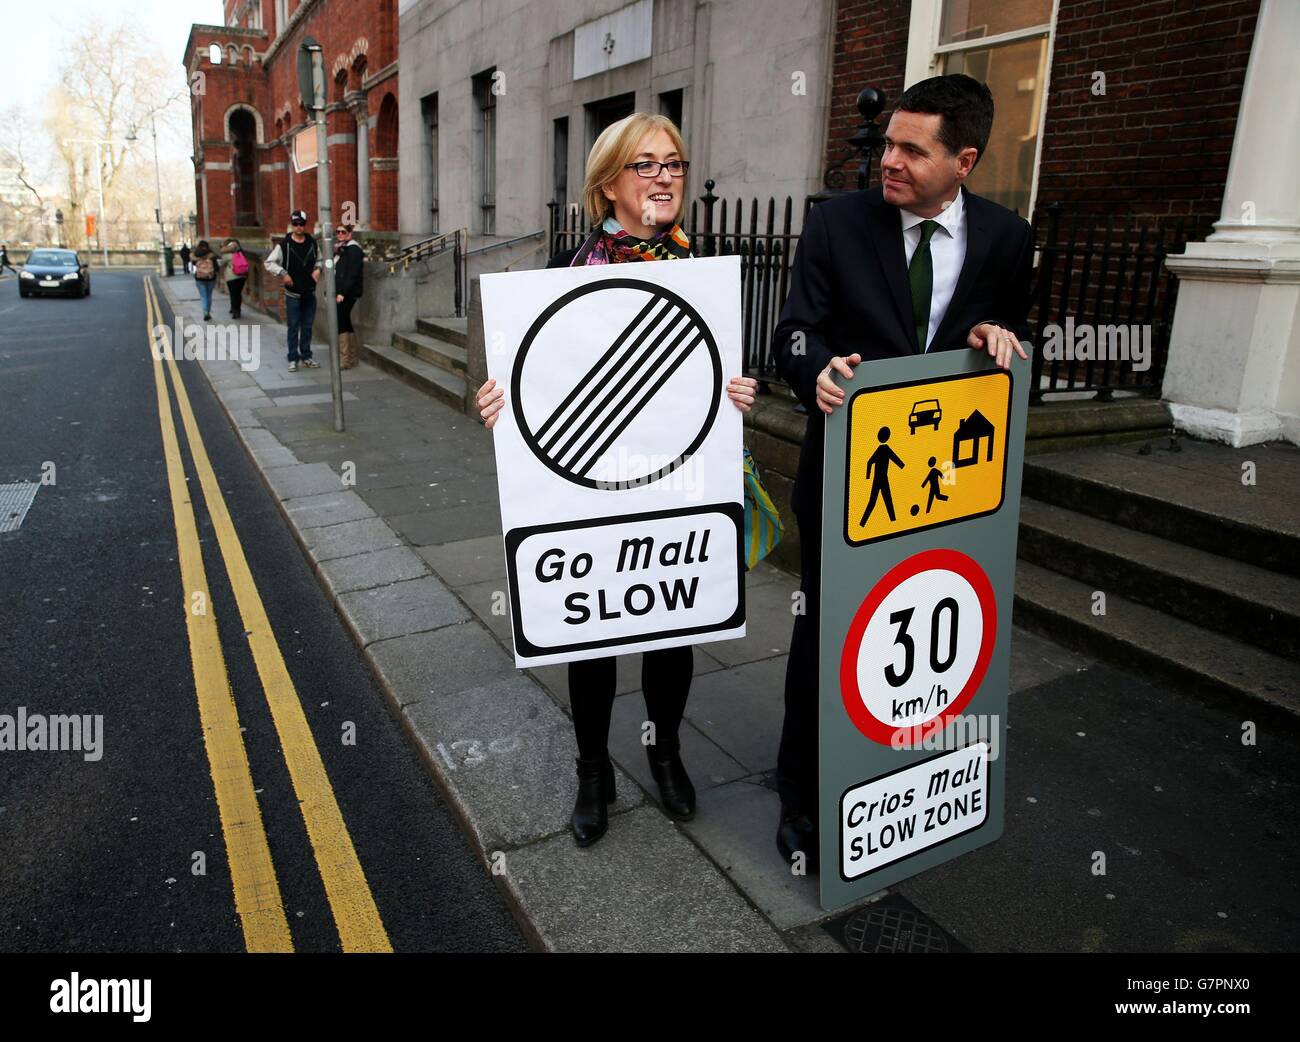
[264, 461, 345, 501]
[336, 575, 469, 645]
[685, 656, 789, 774]
[284, 489, 376, 529]
[300, 516, 404, 562]
[401, 675, 642, 851]
[368, 622, 519, 702]
[705, 572, 800, 667]
[501, 805, 789, 953]
[417, 534, 508, 588]
[318, 545, 430, 596]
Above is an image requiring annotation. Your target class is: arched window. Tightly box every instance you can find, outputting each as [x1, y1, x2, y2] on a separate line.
[376, 93, 398, 158]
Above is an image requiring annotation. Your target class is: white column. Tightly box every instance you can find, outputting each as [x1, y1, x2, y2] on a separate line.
[354, 103, 371, 229]
[1162, 0, 1300, 446]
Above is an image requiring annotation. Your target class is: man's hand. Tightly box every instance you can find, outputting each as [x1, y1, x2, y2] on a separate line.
[815, 354, 862, 414]
[336, 294, 344, 303]
[968, 323, 1027, 370]
[280, 273, 293, 287]
[312, 269, 321, 283]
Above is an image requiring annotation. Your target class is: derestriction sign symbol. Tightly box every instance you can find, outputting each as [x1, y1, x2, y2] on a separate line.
[510, 279, 723, 490]
[844, 369, 1011, 546]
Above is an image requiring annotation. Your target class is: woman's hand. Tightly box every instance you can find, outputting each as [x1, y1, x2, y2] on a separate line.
[727, 375, 758, 413]
[477, 378, 506, 429]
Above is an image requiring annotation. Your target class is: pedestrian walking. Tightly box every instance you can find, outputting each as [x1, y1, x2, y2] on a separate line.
[475, 113, 758, 847]
[179, 242, 191, 274]
[333, 223, 364, 369]
[222, 238, 248, 319]
[771, 74, 1032, 871]
[0, 243, 17, 277]
[263, 210, 322, 372]
[191, 240, 219, 321]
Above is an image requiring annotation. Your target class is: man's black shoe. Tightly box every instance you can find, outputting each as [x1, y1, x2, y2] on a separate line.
[776, 812, 819, 872]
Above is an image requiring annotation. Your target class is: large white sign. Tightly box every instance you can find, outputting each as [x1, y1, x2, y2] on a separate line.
[482, 256, 746, 667]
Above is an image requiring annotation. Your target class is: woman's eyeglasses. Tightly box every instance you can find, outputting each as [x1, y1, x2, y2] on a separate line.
[624, 160, 690, 178]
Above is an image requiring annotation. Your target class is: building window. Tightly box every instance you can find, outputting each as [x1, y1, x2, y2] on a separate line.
[472, 69, 497, 235]
[552, 117, 569, 208]
[422, 92, 440, 233]
[275, 0, 288, 37]
[584, 92, 635, 152]
[906, 0, 1055, 216]
[659, 89, 684, 135]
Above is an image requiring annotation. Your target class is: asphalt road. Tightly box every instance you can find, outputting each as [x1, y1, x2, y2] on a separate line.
[0, 270, 527, 953]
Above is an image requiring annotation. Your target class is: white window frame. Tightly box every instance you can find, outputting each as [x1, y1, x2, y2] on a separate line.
[904, 0, 1060, 218]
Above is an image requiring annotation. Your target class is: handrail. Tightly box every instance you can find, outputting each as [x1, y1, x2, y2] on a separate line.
[463, 230, 544, 258]
[398, 227, 466, 265]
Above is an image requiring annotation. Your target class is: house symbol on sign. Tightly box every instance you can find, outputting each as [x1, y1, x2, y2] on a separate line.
[953, 409, 995, 468]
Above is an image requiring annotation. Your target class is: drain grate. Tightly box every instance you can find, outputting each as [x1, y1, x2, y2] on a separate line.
[0, 482, 39, 533]
[830, 894, 966, 953]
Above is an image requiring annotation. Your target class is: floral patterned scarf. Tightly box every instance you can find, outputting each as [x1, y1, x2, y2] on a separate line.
[574, 216, 691, 266]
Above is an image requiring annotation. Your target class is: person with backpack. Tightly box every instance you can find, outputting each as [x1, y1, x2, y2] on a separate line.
[333, 223, 364, 369]
[191, 240, 219, 321]
[263, 210, 322, 372]
[223, 238, 249, 319]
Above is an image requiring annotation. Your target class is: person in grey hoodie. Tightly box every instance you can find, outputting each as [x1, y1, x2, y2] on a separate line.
[263, 210, 322, 372]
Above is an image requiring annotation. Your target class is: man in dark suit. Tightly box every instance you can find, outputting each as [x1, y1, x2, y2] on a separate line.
[773, 74, 1032, 869]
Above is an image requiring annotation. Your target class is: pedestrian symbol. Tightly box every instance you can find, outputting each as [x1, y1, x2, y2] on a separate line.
[843, 370, 1011, 546]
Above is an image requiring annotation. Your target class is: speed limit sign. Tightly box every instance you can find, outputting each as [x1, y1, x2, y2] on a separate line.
[840, 548, 996, 745]
[818, 345, 1032, 910]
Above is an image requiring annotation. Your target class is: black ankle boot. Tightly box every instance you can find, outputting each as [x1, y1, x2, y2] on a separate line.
[571, 756, 616, 846]
[646, 740, 695, 821]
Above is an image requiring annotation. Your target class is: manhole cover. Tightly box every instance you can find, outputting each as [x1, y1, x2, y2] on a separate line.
[0, 482, 39, 533]
[834, 895, 965, 953]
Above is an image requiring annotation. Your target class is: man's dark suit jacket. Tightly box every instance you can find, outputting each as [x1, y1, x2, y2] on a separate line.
[774, 185, 1033, 528]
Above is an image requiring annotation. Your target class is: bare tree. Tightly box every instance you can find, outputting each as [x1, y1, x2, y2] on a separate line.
[48, 17, 189, 249]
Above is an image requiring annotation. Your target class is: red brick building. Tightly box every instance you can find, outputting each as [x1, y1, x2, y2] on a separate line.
[822, 0, 1258, 229]
[183, 0, 399, 244]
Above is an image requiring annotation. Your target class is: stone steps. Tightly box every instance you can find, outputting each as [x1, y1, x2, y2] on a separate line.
[360, 341, 466, 411]
[1013, 559, 1300, 727]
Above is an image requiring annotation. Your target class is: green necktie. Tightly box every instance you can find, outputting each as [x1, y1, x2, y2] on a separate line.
[909, 219, 939, 351]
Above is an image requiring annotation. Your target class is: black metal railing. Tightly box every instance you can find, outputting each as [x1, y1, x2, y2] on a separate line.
[395, 227, 467, 316]
[546, 188, 1195, 400]
[1027, 203, 1195, 399]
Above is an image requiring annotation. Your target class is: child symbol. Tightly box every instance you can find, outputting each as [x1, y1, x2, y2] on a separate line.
[922, 456, 950, 514]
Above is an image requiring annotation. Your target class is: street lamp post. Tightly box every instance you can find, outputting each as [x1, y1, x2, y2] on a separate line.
[63, 137, 128, 267]
[299, 36, 344, 433]
[128, 118, 169, 276]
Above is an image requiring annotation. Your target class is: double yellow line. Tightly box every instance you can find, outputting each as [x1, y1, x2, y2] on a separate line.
[144, 277, 391, 953]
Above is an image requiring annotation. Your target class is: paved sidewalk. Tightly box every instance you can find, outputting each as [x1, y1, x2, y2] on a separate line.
[157, 275, 1096, 952]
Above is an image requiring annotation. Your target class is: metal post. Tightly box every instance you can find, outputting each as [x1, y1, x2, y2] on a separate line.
[151, 117, 166, 276]
[308, 45, 344, 433]
[94, 141, 108, 267]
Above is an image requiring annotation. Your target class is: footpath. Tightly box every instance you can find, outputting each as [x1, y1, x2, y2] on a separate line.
[158, 275, 1295, 954]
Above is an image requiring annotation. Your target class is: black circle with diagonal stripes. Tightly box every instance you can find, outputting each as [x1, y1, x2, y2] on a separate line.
[510, 277, 722, 490]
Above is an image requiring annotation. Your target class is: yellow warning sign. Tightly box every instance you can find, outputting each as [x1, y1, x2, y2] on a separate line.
[844, 370, 1011, 546]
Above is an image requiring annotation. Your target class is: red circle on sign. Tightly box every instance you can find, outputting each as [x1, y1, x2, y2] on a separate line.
[839, 548, 997, 746]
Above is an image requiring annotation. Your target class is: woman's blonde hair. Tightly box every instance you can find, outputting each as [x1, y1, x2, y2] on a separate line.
[582, 112, 687, 228]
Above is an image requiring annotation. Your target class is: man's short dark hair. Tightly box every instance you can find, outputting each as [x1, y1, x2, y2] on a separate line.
[896, 74, 995, 168]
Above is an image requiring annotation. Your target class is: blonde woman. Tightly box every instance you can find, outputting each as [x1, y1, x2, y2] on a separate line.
[477, 113, 757, 846]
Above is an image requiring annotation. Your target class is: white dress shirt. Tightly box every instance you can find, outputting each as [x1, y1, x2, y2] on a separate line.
[900, 188, 967, 352]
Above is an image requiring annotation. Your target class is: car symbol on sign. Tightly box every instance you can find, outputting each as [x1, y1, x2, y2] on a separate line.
[908, 399, 942, 434]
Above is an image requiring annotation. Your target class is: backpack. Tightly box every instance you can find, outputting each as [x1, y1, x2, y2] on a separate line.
[230, 250, 249, 276]
[194, 255, 215, 280]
